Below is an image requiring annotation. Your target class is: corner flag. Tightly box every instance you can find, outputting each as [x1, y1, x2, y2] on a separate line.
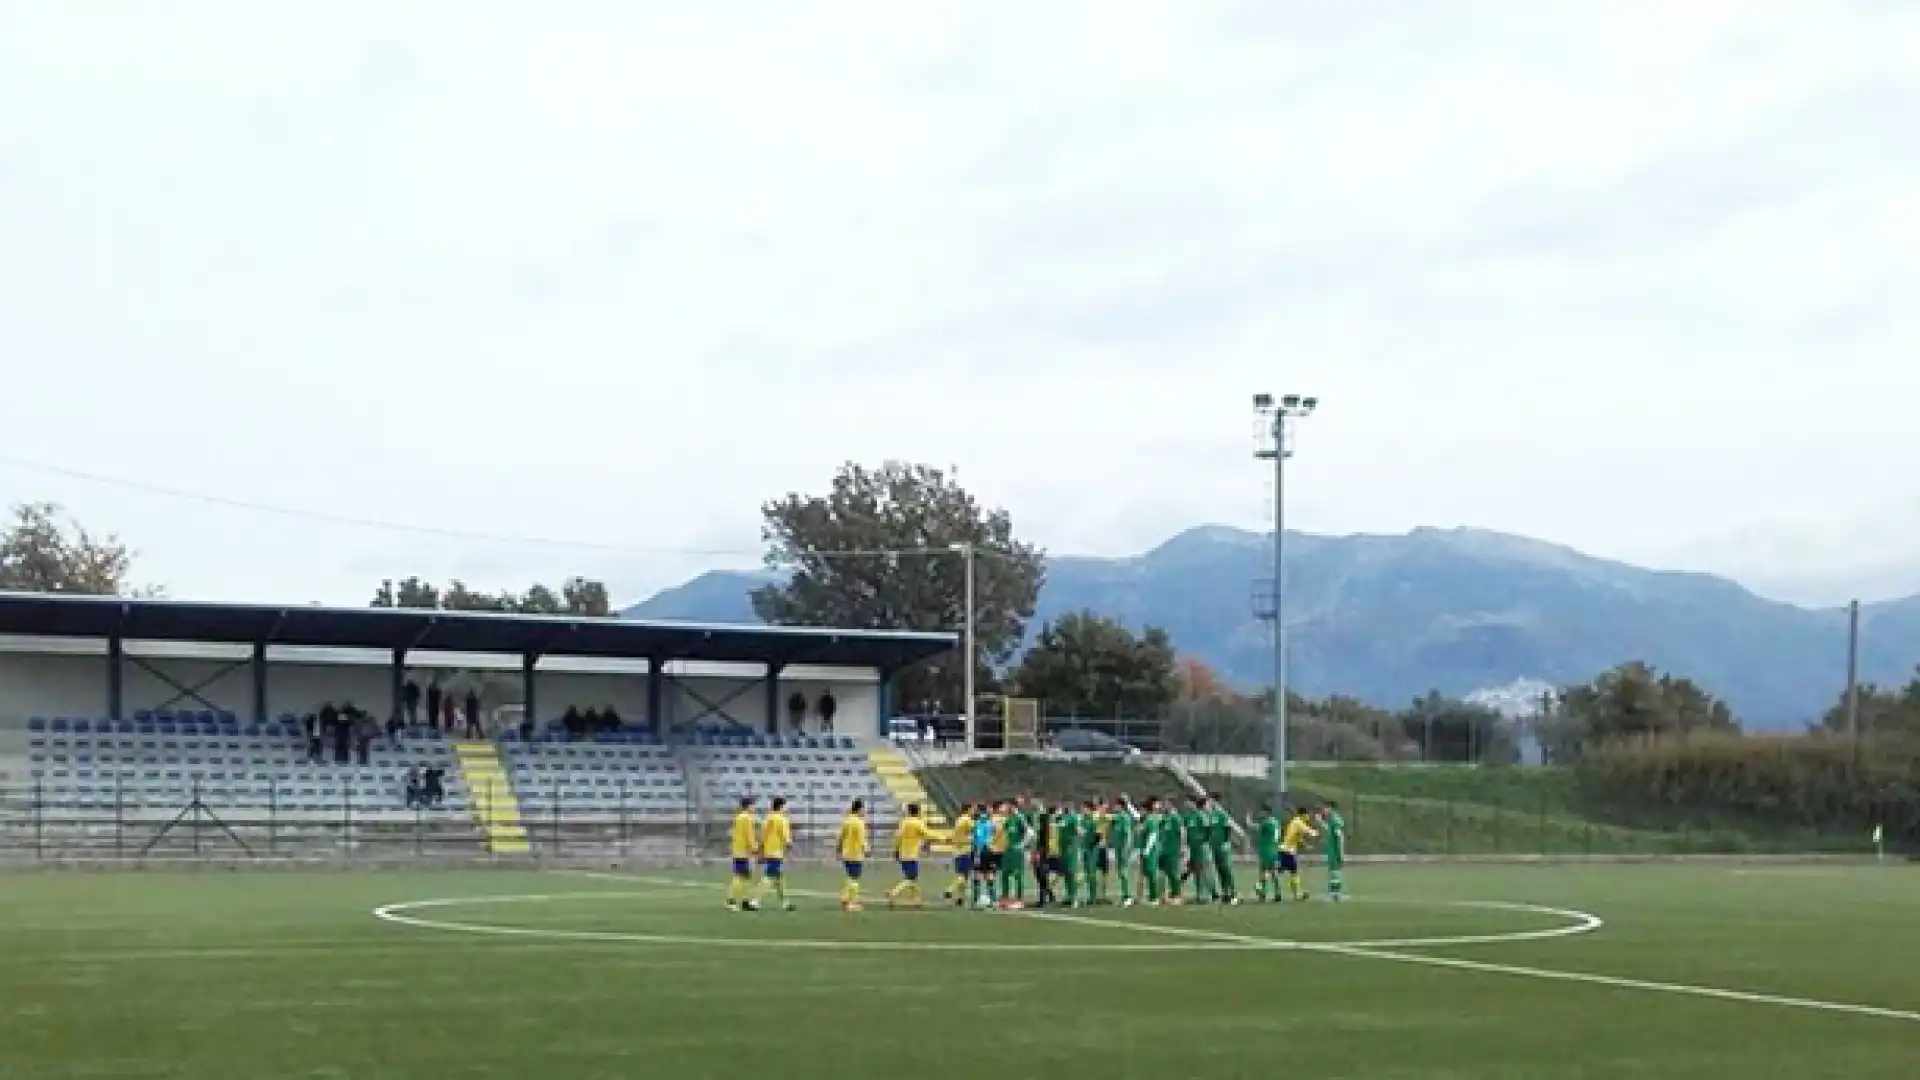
[1871, 824, 1883, 844]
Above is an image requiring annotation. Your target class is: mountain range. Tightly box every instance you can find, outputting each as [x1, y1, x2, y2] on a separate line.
[625, 525, 1920, 729]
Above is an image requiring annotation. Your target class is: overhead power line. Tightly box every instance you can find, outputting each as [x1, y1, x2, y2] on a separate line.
[0, 452, 1009, 563]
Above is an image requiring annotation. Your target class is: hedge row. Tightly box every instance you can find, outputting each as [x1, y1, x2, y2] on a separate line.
[1574, 732, 1920, 845]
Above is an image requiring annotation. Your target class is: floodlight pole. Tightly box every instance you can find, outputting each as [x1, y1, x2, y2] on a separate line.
[1254, 393, 1316, 811]
[951, 540, 977, 750]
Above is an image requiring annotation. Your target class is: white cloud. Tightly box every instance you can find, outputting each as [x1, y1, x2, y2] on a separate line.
[1, 0, 1915, 606]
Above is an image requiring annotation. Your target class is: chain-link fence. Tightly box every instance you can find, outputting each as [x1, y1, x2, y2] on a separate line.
[0, 775, 901, 864]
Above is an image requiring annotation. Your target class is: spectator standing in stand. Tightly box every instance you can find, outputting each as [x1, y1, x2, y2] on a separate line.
[787, 691, 807, 733]
[403, 766, 422, 810]
[331, 703, 354, 764]
[425, 679, 443, 732]
[403, 678, 421, 726]
[305, 710, 325, 763]
[354, 715, 376, 766]
[818, 690, 837, 735]
[441, 695, 457, 731]
[464, 688, 483, 738]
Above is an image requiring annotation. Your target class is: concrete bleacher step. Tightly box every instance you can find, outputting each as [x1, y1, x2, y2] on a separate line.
[865, 745, 956, 854]
[453, 741, 529, 854]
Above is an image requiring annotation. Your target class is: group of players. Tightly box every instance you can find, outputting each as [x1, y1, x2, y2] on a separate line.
[723, 790, 1348, 913]
[948, 793, 1345, 910]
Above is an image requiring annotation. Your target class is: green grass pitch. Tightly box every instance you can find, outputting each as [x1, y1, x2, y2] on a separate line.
[2, 862, 1915, 1078]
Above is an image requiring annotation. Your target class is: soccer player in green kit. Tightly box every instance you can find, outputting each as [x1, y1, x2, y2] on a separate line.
[1052, 800, 1080, 906]
[1321, 800, 1348, 901]
[1179, 797, 1215, 903]
[1106, 797, 1136, 906]
[1250, 803, 1283, 901]
[1204, 794, 1239, 904]
[1138, 798, 1165, 903]
[1161, 799, 1189, 903]
[998, 797, 1032, 905]
[1080, 800, 1106, 905]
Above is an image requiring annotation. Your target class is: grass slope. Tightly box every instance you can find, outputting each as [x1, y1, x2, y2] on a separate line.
[1, 865, 1915, 1078]
[924, 760, 1864, 855]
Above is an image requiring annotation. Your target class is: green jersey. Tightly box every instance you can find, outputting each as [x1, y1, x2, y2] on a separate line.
[1056, 811, 1081, 853]
[1181, 808, 1207, 852]
[1080, 813, 1103, 852]
[1255, 814, 1281, 855]
[1158, 812, 1182, 855]
[1206, 806, 1233, 847]
[1323, 810, 1347, 853]
[1007, 810, 1031, 850]
[1109, 809, 1134, 848]
[1141, 811, 1164, 853]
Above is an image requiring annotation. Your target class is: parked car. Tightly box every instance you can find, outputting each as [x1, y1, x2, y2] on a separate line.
[1049, 727, 1140, 760]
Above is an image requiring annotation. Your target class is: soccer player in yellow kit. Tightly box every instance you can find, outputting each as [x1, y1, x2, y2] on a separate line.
[1279, 806, 1319, 902]
[887, 803, 930, 907]
[726, 795, 760, 911]
[756, 795, 796, 911]
[945, 803, 976, 905]
[837, 798, 869, 911]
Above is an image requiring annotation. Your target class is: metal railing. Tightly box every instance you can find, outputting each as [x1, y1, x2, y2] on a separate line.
[0, 775, 900, 864]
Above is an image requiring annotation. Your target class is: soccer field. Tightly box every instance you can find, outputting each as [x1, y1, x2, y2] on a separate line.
[2, 862, 1914, 1078]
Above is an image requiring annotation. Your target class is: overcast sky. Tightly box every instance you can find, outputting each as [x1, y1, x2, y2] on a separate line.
[2, 2, 1915, 609]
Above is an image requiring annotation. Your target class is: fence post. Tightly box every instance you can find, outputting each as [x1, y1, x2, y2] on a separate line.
[414, 799, 423, 857]
[551, 780, 561, 857]
[268, 780, 278, 856]
[33, 778, 43, 860]
[343, 783, 353, 861]
[114, 774, 124, 860]
[619, 780, 630, 858]
[191, 774, 204, 856]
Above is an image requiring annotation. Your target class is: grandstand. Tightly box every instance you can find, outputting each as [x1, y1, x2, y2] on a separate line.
[0, 593, 955, 861]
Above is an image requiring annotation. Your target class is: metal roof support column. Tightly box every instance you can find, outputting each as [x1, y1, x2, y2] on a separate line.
[876, 667, 892, 741]
[522, 652, 539, 734]
[764, 661, 785, 736]
[107, 634, 124, 725]
[253, 641, 269, 726]
[389, 648, 406, 730]
[646, 659, 664, 736]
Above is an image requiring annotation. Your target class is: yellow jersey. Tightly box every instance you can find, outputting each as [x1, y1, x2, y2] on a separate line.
[1094, 811, 1111, 844]
[730, 810, 758, 858]
[837, 813, 868, 861]
[1280, 816, 1316, 855]
[988, 813, 1010, 853]
[761, 811, 792, 859]
[952, 812, 975, 852]
[895, 816, 929, 861]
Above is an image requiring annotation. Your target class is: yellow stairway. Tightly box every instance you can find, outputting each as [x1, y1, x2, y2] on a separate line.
[454, 740, 529, 854]
[866, 744, 955, 853]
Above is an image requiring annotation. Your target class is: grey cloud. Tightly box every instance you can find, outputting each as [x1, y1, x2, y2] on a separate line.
[358, 40, 423, 100]
[1457, 79, 1920, 263]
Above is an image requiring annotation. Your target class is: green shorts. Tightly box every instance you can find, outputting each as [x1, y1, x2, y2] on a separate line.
[1323, 847, 1345, 870]
[1257, 851, 1279, 871]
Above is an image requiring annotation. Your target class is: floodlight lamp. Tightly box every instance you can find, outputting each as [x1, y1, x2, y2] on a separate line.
[1282, 394, 1301, 408]
[1253, 392, 1273, 408]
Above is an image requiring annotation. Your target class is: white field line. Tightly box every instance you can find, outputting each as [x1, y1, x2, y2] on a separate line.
[482, 871, 1920, 1025]
[559, 870, 1602, 949]
[1024, 907, 1920, 1026]
[372, 891, 1242, 953]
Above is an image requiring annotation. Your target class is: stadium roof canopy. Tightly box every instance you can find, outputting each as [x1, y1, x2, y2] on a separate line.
[0, 592, 956, 672]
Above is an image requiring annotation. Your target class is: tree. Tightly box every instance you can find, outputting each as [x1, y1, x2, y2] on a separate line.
[1545, 661, 1739, 761]
[1009, 612, 1177, 719]
[1398, 690, 1518, 763]
[0, 502, 143, 595]
[370, 576, 615, 616]
[752, 461, 1045, 712]
[1815, 669, 1920, 741]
